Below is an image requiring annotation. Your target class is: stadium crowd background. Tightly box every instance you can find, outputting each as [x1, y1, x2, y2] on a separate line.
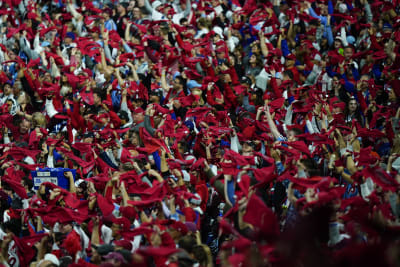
[0, 0, 399, 266]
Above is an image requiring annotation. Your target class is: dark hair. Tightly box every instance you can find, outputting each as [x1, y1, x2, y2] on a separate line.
[192, 245, 212, 266]
[59, 256, 73, 267]
[344, 98, 365, 126]
[22, 177, 33, 190]
[93, 89, 105, 102]
[179, 18, 188, 24]
[343, 45, 354, 51]
[288, 127, 302, 137]
[174, 75, 185, 86]
[3, 218, 22, 236]
[300, 157, 321, 176]
[118, 110, 129, 121]
[178, 235, 197, 254]
[252, 88, 264, 106]
[178, 140, 189, 154]
[283, 69, 294, 80]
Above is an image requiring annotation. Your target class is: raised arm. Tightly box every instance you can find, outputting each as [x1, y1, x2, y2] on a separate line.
[265, 104, 283, 140]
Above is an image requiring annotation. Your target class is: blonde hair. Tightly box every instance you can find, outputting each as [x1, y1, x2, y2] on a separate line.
[32, 112, 47, 128]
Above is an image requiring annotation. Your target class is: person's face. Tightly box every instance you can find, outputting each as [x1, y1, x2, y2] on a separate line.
[360, 76, 369, 90]
[19, 120, 31, 134]
[91, 31, 99, 40]
[216, 51, 225, 59]
[233, 49, 242, 59]
[61, 74, 69, 83]
[8, 50, 16, 60]
[25, 19, 33, 28]
[162, 5, 171, 15]
[83, 136, 94, 143]
[100, 116, 109, 125]
[111, 223, 121, 238]
[251, 44, 260, 54]
[344, 47, 353, 60]
[3, 84, 12, 95]
[128, 1, 136, 11]
[242, 143, 254, 155]
[334, 39, 342, 49]
[222, 73, 231, 83]
[332, 77, 340, 88]
[90, 248, 102, 264]
[287, 130, 297, 142]
[43, 72, 52, 83]
[102, 11, 110, 20]
[153, 27, 160, 36]
[249, 54, 257, 63]
[133, 112, 144, 123]
[13, 84, 21, 96]
[212, 34, 220, 43]
[133, 7, 141, 18]
[65, 35, 75, 45]
[75, 52, 83, 62]
[261, 114, 267, 122]
[320, 4, 328, 16]
[384, 41, 393, 55]
[348, 100, 357, 112]
[181, 19, 188, 26]
[332, 106, 342, 114]
[173, 78, 182, 90]
[60, 223, 73, 234]
[177, 143, 185, 154]
[285, 58, 295, 67]
[93, 93, 101, 106]
[117, 5, 125, 14]
[388, 89, 397, 102]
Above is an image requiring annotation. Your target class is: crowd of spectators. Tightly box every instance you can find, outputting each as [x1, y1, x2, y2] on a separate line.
[0, 0, 400, 266]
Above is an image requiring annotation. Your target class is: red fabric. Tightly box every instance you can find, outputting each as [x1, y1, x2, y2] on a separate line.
[182, 207, 196, 223]
[243, 194, 279, 240]
[14, 233, 48, 267]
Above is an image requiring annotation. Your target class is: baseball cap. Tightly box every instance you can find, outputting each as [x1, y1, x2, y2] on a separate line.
[187, 80, 202, 89]
[149, 88, 163, 98]
[65, 32, 76, 40]
[41, 41, 51, 47]
[240, 76, 252, 85]
[93, 244, 114, 256]
[83, 132, 94, 139]
[43, 254, 60, 266]
[117, 110, 129, 121]
[152, 0, 162, 9]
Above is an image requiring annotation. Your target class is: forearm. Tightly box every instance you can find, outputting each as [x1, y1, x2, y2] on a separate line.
[144, 0, 154, 13]
[67, 3, 82, 20]
[104, 43, 115, 64]
[183, 0, 191, 16]
[51, 61, 61, 78]
[364, 2, 373, 23]
[160, 153, 169, 173]
[91, 225, 100, 246]
[144, 115, 156, 136]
